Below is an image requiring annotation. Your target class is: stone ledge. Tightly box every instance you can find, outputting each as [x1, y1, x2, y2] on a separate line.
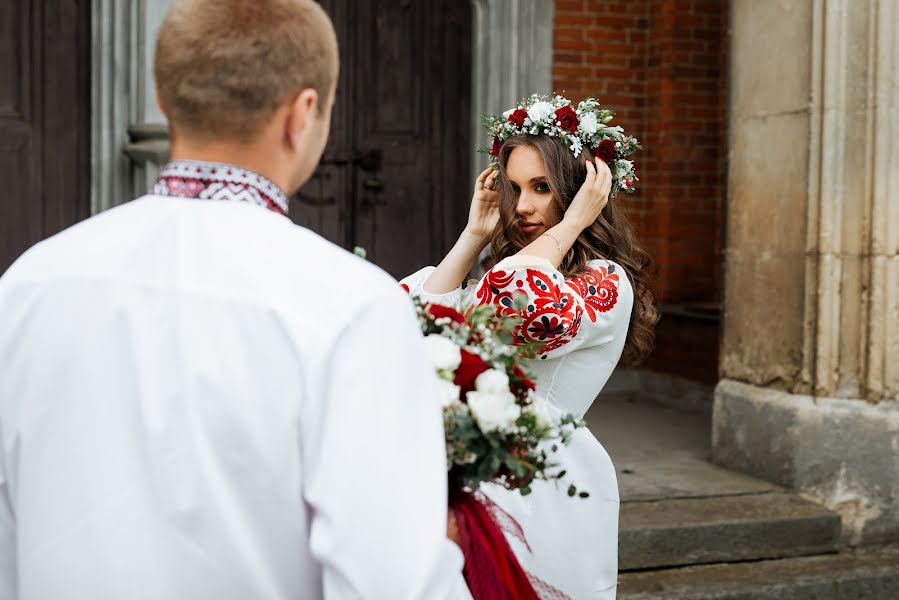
[619, 492, 840, 571]
[618, 545, 899, 600]
[712, 380, 899, 545]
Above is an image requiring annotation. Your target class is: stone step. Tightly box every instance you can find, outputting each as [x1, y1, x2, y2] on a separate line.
[619, 492, 841, 570]
[618, 546, 899, 600]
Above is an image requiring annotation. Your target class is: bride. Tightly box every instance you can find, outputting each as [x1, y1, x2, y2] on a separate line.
[402, 96, 656, 598]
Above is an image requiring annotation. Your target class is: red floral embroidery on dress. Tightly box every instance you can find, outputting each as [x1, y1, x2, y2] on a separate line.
[474, 262, 623, 357]
[476, 267, 583, 356]
[476, 269, 520, 318]
[567, 265, 620, 322]
[525, 270, 576, 314]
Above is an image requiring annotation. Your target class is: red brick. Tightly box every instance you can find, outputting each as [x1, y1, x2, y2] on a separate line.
[554, 0, 729, 353]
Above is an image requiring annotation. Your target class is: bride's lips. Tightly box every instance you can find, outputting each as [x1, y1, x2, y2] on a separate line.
[519, 222, 542, 236]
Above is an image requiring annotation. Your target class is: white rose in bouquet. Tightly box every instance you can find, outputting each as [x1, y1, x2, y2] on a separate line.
[435, 378, 462, 409]
[467, 389, 521, 433]
[474, 369, 510, 394]
[423, 334, 462, 371]
[527, 397, 558, 430]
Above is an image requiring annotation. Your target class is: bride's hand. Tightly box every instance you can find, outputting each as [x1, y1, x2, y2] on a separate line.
[447, 507, 462, 548]
[564, 159, 612, 231]
[464, 166, 500, 239]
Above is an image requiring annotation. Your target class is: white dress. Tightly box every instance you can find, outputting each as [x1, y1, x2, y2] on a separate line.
[402, 254, 634, 599]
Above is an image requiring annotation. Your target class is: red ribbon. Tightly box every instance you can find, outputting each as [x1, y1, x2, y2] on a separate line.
[452, 492, 541, 600]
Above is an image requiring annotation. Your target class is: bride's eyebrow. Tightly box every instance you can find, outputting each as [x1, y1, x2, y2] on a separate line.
[530, 176, 548, 183]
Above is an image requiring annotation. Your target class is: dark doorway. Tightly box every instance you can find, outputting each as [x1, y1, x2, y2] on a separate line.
[296, 0, 472, 279]
[0, 1, 92, 274]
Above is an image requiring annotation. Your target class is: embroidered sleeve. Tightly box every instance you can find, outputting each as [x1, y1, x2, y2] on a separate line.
[474, 256, 627, 359]
[399, 267, 475, 311]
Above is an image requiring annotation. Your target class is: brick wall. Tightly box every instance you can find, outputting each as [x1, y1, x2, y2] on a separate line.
[554, 0, 729, 379]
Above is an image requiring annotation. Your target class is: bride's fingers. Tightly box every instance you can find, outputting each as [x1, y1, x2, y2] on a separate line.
[595, 162, 611, 194]
[583, 160, 596, 188]
[475, 166, 493, 190]
[484, 169, 498, 191]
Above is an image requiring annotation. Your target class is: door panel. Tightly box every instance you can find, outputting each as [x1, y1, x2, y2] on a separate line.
[0, 1, 90, 274]
[291, 0, 353, 248]
[295, 0, 471, 279]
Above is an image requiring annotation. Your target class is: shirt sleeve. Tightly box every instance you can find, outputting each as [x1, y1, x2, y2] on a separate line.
[0, 453, 14, 599]
[399, 267, 476, 311]
[300, 288, 464, 599]
[473, 256, 631, 360]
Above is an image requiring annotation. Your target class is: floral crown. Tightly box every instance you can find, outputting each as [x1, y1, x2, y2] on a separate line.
[483, 94, 641, 197]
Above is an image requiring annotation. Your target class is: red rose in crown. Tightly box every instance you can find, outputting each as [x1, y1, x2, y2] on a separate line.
[555, 105, 579, 133]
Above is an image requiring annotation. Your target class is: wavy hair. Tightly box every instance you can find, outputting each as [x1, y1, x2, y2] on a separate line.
[489, 134, 658, 366]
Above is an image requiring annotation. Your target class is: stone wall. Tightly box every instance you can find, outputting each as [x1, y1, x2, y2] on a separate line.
[720, 0, 898, 402]
[715, 0, 899, 544]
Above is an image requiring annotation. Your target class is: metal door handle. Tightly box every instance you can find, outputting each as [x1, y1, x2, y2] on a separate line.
[362, 179, 383, 192]
[295, 193, 336, 206]
[318, 149, 383, 172]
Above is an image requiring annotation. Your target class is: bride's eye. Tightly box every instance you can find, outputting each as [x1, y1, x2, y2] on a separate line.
[535, 182, 551, 193]
[511, 183, 521, 194]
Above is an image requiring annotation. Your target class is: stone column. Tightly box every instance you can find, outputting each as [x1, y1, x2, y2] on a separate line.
[91, 0, 172, 214]
[715, 0, 899, 544]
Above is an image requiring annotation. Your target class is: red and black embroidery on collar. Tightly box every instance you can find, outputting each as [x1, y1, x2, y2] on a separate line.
[152, 160, 290, 217]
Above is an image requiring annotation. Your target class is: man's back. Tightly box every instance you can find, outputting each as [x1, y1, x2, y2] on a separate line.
[0, 196, 462, 598]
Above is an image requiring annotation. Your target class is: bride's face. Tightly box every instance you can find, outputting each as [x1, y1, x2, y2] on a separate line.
[505, 145, 563, 242]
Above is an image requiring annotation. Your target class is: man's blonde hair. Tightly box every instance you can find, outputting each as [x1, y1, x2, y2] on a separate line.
[154, 0, 338, 142]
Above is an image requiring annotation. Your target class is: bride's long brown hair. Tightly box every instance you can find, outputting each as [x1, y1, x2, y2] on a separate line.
[490, 134, 658, 366]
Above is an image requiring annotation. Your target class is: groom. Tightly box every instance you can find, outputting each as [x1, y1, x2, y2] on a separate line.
[0, 1, 465, 598]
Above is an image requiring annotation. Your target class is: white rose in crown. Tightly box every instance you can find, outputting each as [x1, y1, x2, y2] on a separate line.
[423, 334, 462, 371]
[579, 111, 599, 134]
[527, 101, 555, 123]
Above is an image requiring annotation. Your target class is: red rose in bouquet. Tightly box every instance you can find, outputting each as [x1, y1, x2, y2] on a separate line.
[428, 304, 465, 324]
[454, 349, 491, 393]
[511, 365, 537, 394]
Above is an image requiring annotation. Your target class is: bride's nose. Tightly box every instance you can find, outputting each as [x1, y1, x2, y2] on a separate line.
[516, 192, 537, 217]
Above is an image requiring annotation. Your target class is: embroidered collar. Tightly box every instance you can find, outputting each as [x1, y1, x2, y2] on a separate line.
[152, 160, 290, 217]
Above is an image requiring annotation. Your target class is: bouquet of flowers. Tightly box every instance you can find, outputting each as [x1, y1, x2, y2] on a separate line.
[415, 297, 585, 600]
[483, 93, 642, 198]
[417, 298, 585, 497]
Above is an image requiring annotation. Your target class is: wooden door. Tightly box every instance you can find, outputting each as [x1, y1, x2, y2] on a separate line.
[0, 1, 91, 275]
[293, 0, 472, 279]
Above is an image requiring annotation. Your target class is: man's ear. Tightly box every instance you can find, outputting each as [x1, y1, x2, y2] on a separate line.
[286, 88, 319, 151]
[155, 88, 167, 119]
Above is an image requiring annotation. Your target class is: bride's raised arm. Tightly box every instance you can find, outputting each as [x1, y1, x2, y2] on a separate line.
[516, 159, 611, 268]
[417, 166, 499, 295]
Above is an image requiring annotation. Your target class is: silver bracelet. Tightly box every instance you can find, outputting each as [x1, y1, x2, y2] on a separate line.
[541, 232, 564, 256]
